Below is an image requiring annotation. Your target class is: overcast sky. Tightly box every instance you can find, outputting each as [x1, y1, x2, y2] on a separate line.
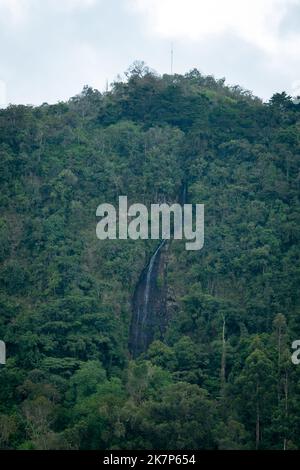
[0, 0, 300, 106]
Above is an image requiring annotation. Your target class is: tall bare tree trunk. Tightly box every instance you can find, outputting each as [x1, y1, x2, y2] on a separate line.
[220, 314, 226, 396]
[283, 369, 288, 450]
[256, 401, 260, 450]
[277, 323, 282, 404]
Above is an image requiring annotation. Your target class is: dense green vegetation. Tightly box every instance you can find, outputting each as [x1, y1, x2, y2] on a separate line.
[0, 62, 300, 449]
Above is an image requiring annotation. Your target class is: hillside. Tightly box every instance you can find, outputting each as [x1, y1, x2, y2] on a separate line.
[0, 62, 300, 449]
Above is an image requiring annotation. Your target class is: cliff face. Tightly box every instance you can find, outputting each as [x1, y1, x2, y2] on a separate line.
[129, 240, 168, 358]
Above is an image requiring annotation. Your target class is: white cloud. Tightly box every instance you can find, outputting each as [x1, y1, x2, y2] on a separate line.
[52, 0, 97, 12]
[129, 0, 300, 54]
[0, 0, 97, 27]
[0, 0, 31, 26]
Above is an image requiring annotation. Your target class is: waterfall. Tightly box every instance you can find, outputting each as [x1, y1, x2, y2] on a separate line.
[129, 181, 187, 358]
[129, 240, 166, 358]
[142, 240, 166, 328]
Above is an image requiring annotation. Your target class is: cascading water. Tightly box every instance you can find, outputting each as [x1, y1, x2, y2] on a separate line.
[129, 182, 188, 358]
[129, 240, 166, 358]
[141, 240, 166, 329]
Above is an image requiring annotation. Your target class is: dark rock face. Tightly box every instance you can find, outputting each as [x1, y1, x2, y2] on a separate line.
[129, 184, 187, 358]
[129, 240, 167, 358]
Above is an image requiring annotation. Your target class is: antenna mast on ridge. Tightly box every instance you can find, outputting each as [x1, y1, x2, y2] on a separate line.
[171, 42, 173, 74]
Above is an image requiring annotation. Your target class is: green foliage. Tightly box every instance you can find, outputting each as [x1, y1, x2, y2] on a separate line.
[0, 65, 300, 449]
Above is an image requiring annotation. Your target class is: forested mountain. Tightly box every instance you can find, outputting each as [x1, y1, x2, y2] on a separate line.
[0, 62, 300, 450]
